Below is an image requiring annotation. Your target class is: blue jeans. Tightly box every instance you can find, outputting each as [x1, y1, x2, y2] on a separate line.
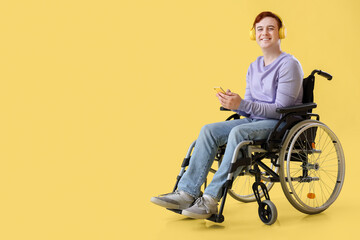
[177, 118, 279, 201]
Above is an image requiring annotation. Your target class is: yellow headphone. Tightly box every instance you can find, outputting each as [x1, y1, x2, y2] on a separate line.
[249, 13, 286, 40]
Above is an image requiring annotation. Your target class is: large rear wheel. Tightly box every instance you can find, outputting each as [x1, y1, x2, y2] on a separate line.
[279, 120, 345, 214]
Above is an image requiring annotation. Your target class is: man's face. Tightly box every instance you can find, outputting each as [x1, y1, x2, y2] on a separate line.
[255, 17, 280, 49]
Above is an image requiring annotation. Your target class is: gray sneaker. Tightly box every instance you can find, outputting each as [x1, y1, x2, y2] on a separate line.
[182, 195, 218, 219]
[150, 190, 195, 210]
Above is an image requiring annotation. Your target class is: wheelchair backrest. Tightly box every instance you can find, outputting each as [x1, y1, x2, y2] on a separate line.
[302, 74, 315, 105]
[302, 69, 332, 105]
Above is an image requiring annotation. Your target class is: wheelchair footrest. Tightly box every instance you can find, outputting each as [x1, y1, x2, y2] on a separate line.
[167, 209, 225, 223]
[207, 214, 224, 223]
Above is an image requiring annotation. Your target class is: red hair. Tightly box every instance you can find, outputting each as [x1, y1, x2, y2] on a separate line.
[252, 11, 283, 29]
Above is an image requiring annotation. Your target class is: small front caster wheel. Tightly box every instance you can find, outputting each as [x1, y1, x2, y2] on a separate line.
[207, 214, 224, 223]
[258, 200, 277, 225]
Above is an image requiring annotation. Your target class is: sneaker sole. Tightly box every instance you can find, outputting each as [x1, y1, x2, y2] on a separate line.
[182, 209, 212, 219]
[150, 197, 180, 209]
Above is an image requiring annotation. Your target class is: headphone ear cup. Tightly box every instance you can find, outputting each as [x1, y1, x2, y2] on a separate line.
[279, 26, 286, 39]
[249, 27, 256, 40]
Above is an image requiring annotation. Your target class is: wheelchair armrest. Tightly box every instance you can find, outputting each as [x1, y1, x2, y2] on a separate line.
[223, 103, 317, 114]
[219, 107, 240, 120]
[220, 107, 231, 111]
[276, 103, 317, 114]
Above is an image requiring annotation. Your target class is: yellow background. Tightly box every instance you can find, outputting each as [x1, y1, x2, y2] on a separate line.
[0, 0, 359, 239]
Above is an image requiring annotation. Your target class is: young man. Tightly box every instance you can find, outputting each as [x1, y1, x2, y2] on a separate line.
[151, 11, 303, 219]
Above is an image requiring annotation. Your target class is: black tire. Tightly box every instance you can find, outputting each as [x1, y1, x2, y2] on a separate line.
[258, 200, 278, 225]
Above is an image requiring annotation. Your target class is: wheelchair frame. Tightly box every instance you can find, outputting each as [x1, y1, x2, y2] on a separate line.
[169, 70, 345, 225]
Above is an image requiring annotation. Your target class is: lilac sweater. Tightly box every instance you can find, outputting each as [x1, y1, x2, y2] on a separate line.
[236, 52, 304, 120]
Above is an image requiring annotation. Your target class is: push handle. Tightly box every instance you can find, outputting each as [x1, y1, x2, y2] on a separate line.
[311, 69, 332, 80]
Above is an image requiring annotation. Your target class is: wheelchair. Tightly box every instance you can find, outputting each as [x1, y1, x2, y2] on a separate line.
[168, 69, 345, 225]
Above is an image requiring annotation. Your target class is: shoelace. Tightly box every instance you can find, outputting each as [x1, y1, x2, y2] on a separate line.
[193, 197, 211, 213]
[194, 197, 205, 206]
[194, 196, 219, 213]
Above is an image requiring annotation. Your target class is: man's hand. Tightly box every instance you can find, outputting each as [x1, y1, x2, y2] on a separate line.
[216, 89, 242, 110]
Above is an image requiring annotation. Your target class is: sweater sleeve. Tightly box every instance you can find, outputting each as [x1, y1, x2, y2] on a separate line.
[237, 59, 303, 119]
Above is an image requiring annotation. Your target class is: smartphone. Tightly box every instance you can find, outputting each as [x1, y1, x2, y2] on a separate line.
[214, 87, 226, 94]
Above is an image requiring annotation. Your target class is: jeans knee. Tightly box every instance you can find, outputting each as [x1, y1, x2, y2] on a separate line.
[228, 126, 248, 143]
[200, 124, 214, 138]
